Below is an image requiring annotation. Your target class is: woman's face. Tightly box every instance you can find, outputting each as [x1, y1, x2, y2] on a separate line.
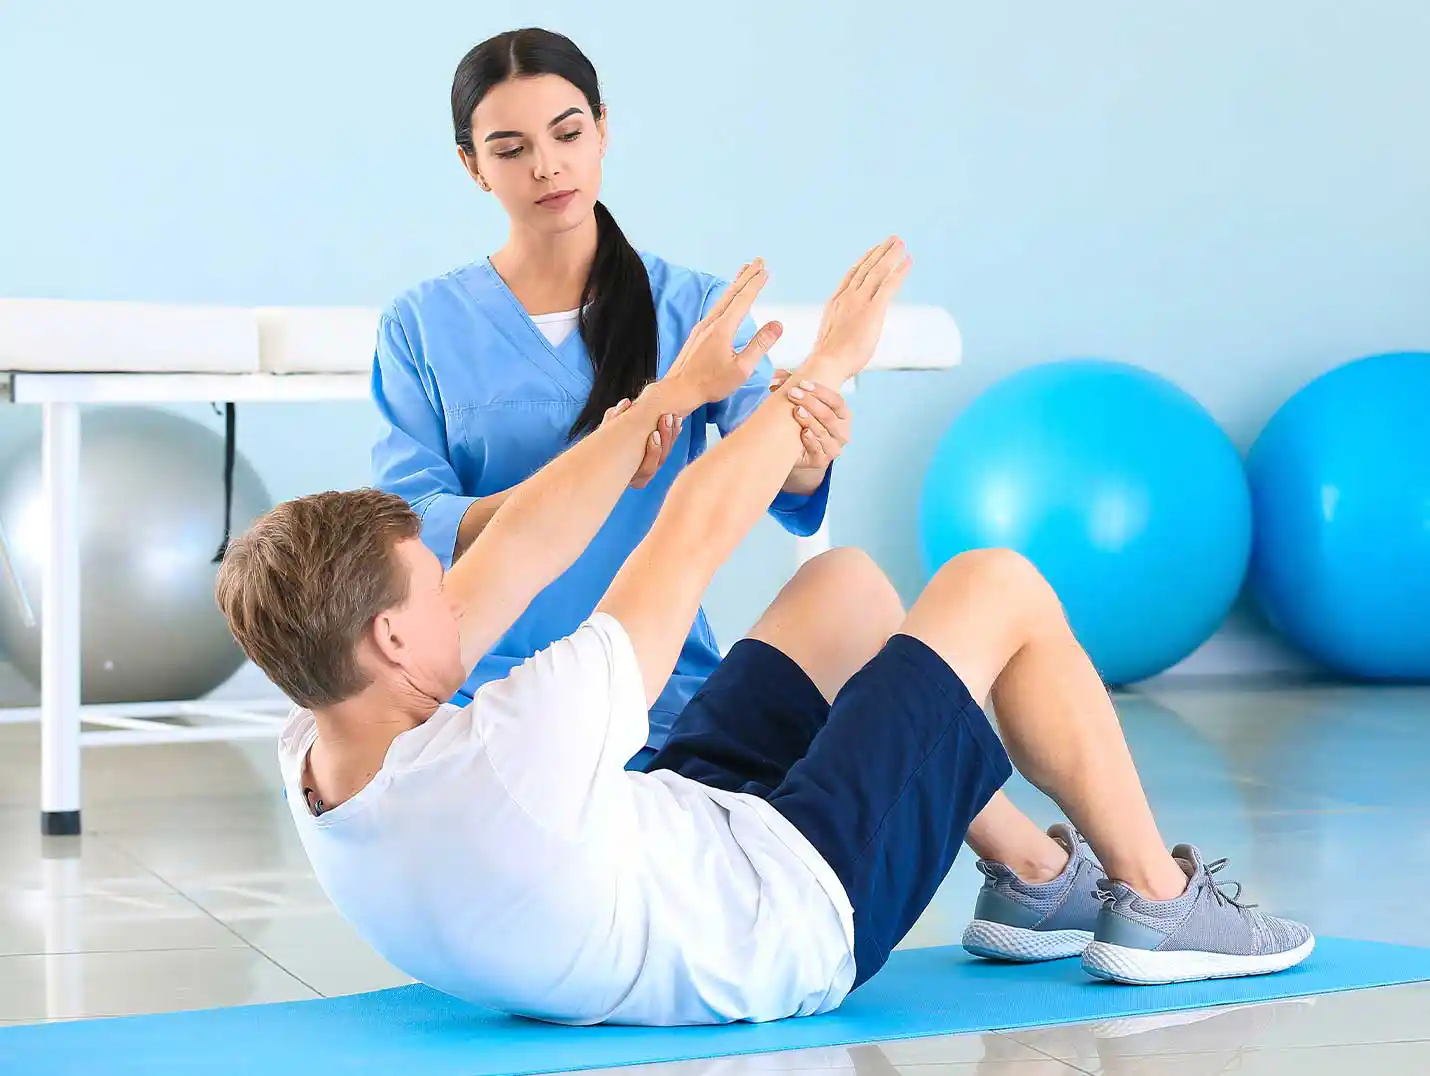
[462, 74, 607, 236]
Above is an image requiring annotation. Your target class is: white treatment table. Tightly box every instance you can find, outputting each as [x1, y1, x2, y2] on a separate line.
[0, 297, 961, 835]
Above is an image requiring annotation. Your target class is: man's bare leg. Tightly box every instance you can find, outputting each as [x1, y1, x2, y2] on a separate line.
[745, 548, 903, 704]
[749, 546, 1311, 983]
[900, 548, 1186, 901]
[751, 549, 1070, 885]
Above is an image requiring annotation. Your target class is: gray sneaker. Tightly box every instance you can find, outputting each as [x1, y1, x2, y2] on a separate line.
[1081, 844, 1315, 984]
[962, 823, 1105, 961]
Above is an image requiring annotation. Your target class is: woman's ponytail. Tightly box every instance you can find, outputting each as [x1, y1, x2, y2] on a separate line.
[568, 201, 658, 440]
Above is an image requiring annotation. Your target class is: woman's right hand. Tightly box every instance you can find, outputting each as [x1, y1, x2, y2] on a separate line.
[663, 259, 784, 412]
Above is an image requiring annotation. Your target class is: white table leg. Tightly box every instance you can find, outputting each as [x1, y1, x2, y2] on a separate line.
[793, 376, 857, 571]
[40, 401, 82, 836]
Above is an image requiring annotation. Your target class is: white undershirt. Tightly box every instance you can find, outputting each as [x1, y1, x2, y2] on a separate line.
[529, 308, 580, 347]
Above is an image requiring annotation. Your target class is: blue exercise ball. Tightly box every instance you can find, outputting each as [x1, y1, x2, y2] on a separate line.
[919, 359, 1251, 685]
[1246, 351, 1430, 681]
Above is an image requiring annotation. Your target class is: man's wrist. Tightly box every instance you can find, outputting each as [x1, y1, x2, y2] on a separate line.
[646, 372, 704, 417]
[795, 351, 856, 388]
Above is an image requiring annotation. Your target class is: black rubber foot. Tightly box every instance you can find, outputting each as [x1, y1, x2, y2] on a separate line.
[41, 810, 81, 836]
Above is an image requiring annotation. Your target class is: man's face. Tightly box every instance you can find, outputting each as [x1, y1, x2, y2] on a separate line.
[384, 538, 466, 701]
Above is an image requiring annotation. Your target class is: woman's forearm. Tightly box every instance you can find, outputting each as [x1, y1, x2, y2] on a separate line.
[453, 488, 515, 561]
[780, 463, 828, 497]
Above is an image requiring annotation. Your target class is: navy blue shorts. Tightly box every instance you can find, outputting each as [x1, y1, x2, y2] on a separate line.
[646, 633, 1013, 990]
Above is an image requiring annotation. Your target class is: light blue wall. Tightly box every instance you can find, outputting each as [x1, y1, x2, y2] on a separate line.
[4, 1, 1430, 685]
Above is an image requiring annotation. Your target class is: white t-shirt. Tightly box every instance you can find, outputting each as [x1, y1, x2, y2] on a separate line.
[530, 308, 580, 347]
[277, 613, 855, 1026]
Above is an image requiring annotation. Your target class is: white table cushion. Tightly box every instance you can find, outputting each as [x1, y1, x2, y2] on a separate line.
[0, 298, 260, 374]
[1, 301, 960, 377]
[254, 306, 382, 375]
[252, 302, 961, 376]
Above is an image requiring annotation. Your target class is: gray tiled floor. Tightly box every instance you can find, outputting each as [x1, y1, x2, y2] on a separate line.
[2, 682, 1429, 1074]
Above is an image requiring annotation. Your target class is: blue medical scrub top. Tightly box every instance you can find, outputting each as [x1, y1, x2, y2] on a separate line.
[370, 252, 832, 748]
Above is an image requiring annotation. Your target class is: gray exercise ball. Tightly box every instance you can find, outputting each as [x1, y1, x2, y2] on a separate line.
[0, 407, 272, 704]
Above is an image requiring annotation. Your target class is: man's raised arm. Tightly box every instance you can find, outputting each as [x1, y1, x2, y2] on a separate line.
[597, 238, 912, 703]
[442, 262, 786, 672]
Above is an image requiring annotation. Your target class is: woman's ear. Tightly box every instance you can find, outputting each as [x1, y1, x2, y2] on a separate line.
[457, 146, 490, 190]
[596, 105, 609, 158]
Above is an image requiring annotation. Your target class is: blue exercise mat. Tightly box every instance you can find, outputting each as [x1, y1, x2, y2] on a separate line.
[5, 937, 1430, 1076]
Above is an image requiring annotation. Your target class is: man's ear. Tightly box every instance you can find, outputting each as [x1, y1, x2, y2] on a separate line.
[369, 609, 405, 665]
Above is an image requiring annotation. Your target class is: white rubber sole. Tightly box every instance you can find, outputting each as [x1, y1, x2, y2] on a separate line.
[1080, 936, 1316, 985]
[961, 919, 1094, 962]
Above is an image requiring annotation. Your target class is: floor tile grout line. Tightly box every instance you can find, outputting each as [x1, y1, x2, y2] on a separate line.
[999, 1034, 1430, 1067]
[998, 1033, 1100, 1075]
[85, 831, 201, 901]
[234, 941, 327, 998]
[0, 943, 253, 958]
[88, 829, 329, 999]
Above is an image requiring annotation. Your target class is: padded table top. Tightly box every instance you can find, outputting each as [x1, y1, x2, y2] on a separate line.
[0, 299, 961, 378]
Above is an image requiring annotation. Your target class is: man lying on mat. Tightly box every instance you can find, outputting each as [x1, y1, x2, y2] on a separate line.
[215, 239, 1313, 1027]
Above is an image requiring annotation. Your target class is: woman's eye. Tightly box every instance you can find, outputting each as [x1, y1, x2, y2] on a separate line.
[556, 129, 581, 142]
[494, 146, 523, 160]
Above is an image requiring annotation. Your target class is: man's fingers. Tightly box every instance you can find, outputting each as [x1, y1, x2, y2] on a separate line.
[715, 262, 770, 332]
[852, 236, 899, 291]
[704, 262, 751, 320]
[735, 319, 784, 372]
[864, 239, 908, 294]
[707, 259, 766, 323]
[875, 253, 913, 299]
[827, 258, 861, 302]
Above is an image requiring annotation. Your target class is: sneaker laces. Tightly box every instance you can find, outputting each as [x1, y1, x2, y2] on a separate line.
[1092, 857, 1258, 910]
[1205, 858, 1257, 910]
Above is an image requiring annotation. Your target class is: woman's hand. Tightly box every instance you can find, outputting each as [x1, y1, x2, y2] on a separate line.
[664, 259, 784, 412]
[768, 370, 851, 474]
[810, 237, 912, 381]
[601, 399, 681, 489]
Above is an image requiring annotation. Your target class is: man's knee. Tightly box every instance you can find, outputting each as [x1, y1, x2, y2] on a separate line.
[795, 547, 904, 632]
[931, 548, 1064, 630]
[755, 547, 903, 654]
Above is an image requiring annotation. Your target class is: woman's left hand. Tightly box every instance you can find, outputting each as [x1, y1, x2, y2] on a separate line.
[603, 398, 681, 489]
[769, 369, 852, 474]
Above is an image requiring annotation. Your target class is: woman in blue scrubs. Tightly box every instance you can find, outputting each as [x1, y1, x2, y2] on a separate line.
[370, 27, 852, 763]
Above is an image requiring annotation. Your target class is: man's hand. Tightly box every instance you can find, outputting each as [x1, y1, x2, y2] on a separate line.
[664, 259, 784, 412]
[809, 237, 912, 382]
[601, 399, 682, 490]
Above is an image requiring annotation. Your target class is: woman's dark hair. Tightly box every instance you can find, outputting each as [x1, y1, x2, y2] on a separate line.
[452, 28, 658, 440]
